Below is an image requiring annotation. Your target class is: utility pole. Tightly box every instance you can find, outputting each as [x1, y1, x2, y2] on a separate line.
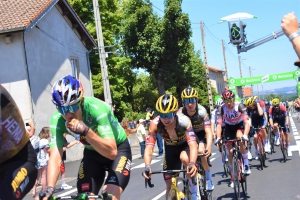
[238, 55, 244, 98]
[200, 21, 214, 112]
[222, 40, 229, 80]
[249, 66, 253, 95]
[238, 55, 243, 78]
[92, 0, 113, 109]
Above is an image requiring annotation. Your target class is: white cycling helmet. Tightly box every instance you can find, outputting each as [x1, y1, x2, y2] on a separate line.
[215, 98, 223, 106]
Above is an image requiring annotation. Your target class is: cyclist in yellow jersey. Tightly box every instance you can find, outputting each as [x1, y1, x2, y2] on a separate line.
[0, 85, 38, 200]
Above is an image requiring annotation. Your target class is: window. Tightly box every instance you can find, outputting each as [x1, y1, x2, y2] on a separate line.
[70, 57, 79, 78]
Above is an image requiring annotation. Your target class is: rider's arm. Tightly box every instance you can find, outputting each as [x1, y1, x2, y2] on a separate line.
[257, 102, 263, 116]
[269, 107, 274, 126]
[239, 104, 250, 135]
[144, 120, 157, 166]
[185, 122, 198, 164]
[215, 106, 223, 139]
[282, 106, 289, 125]
[204, 114, 212, 150]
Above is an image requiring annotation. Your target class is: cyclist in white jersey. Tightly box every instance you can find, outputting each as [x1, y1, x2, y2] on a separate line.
[215, 90, 251, 179]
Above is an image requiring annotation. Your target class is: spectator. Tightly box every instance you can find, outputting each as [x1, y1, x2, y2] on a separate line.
[32, 127, 50, 199]
[231, 23, 241, 40]
[136, 119, 146, 159]
[145, 108, 154, 121]
[59, 133, 80, 190]
[281, 12, 300, 58]
[121, 118, 137, 145]
[145, 108, 163, 157]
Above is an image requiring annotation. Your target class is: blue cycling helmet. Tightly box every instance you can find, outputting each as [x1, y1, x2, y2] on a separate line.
[52, 75, 84, 106]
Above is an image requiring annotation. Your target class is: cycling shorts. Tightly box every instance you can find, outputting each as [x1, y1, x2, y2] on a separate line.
[163, 142, 189, 181]
[77, 139, 132, 193]
[273, 119, 287, 132]
[60, 161, 66, 173]
[195, 130, 206, 144]
[252, 117, 267, 128]
[0, 142, 37, 200]
[224, 121, 244, 140]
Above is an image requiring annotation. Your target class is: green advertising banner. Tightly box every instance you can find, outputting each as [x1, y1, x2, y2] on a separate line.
[298, 83, 300, 95]
[228, 69, 300, 86]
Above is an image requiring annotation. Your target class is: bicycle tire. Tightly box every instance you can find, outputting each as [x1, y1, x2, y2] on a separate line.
[221, 147, 229, 177]
[237, 151, 247, 197]
[167, 189, 178, 200]
[232, 156, 241, 200]
[258, 137, 264, 170]
[270, 131, 275, 153]
[280, 135, 287, 163]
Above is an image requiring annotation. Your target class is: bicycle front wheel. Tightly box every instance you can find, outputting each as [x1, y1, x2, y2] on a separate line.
[167, 189, 178, 200]
[232, 156, 241, 200]
[258, 138, 264, 170]
[280, 137, 287, 163]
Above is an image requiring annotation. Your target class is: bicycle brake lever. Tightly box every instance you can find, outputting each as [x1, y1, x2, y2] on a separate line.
[145, 170, 154, 188]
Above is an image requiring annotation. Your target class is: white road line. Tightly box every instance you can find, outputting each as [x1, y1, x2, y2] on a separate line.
[57, 188, 77, 197]
[151, 182, 183, 200]
[290, 118, 300, 156]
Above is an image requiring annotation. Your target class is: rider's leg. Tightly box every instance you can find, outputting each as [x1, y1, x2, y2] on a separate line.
[273, 123, 280, 145]
[198, 142, 214, 190]
[237, 129, 251, 174]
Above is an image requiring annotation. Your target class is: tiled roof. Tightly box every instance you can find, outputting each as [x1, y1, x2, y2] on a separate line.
[208, 66, 224, 72]
[0, 0, 54, 32]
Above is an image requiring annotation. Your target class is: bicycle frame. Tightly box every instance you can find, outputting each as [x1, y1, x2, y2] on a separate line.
[252, 127, 267, 170]
[49, 190, 112, 200]
[145, 169, 190, 200]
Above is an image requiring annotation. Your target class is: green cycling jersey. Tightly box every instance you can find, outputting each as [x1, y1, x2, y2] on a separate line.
[49, 97, 127, 150]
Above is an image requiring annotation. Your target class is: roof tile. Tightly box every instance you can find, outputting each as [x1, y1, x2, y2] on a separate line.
[0, 0, 54, 31]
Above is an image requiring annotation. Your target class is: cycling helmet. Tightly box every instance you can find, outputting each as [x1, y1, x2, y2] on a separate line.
[181, 87, 198, 99]
[272, 98, 280, 106]
[52, 75, 84, 106]
[265, 100, 270, 106]
[244, 97, 254, 107]
[221, 90, 235, 100]
[215, 98, 223, 106]
[156, 94, 178, 113]
[253, 96, 259, 100]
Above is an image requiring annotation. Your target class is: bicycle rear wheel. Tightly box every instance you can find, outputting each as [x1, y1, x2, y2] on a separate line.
[270, 130, 275, 153]
[232, 156, 241, 200]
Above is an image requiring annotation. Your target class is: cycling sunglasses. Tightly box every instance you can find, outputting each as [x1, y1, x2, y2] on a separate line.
[223, 98, 234, 103]
[273, 104, 279, 108]
[183, 98, 197, 104]
[57, 102, 81, 115]
[159, 112, 175, 119]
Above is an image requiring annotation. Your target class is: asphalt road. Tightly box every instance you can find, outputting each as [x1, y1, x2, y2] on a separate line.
[24, 114, 300, 200]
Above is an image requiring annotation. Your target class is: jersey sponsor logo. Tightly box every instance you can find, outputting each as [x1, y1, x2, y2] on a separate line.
[15, 189, 21, 199]
[99, 124, 112, 134]
[108, 176, 117, 183]
[225, 110, 240, 119]
[53, 113, 61, 119]
[3, 115, 22, 144]
[50, 125, 60, 130]
[11, 167, 27, 192]
[89, 103, 99, 110]
[81, 183, 90, 191]
[115, 156, 127, 173]
[96, 113, 107, 121]
[123, 169, 129, 176]
[78, 162, 84, 179]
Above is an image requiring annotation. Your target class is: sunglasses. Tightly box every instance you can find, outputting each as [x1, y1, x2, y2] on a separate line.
[57, 102, 81, 115]
[183, 98, 197, 104]
[223, 98, 234, 103]
[159, 112, 175, 119]
[273, 105, 279, 108]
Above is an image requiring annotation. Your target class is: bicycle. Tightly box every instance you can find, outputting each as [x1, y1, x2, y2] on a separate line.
[49, 190, 112, 200]
[222, 138, 248, 200]
[251, 127, 267, 170]
[145, 169, 192, 200]
[277, 126, 288, 163]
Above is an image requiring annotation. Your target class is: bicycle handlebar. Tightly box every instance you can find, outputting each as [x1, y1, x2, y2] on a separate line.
[145, 169, 187, 188]
[49, 190, 112, 200]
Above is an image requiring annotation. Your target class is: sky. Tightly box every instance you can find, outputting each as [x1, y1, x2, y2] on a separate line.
[150, 0, 300, 91]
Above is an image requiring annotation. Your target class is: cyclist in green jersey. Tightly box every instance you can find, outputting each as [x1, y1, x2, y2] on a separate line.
[43, 75, 131, 200]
